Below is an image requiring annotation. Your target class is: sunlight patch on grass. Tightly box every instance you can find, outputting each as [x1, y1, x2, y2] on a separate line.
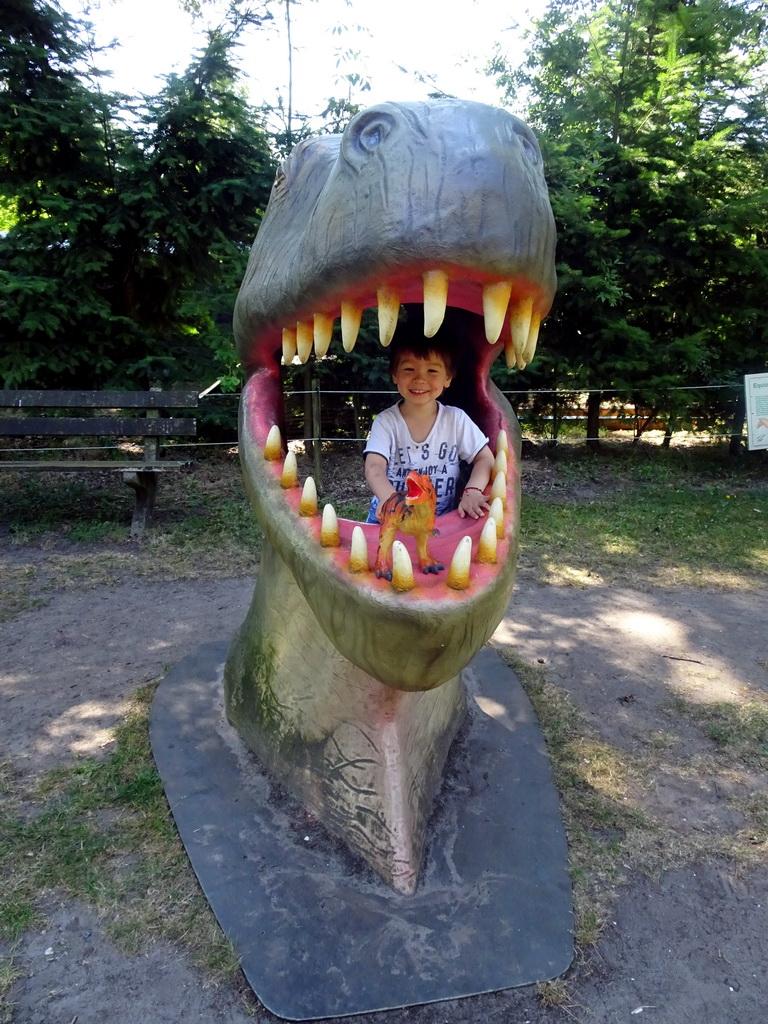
[539, 563, 605, 587]
[649, 565, 757, 589]
[602, 538, 638, 555]
[521, 486, 767, 589]
[568, 737, 638, 802]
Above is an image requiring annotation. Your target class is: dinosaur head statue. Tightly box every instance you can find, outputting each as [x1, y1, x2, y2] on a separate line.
[233, 99, 556, 692]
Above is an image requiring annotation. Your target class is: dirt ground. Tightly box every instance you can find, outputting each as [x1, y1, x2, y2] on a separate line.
[2, 555, 768, 1023]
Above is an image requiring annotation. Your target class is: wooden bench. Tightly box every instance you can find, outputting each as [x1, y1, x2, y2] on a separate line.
[0, 389, 199, 538]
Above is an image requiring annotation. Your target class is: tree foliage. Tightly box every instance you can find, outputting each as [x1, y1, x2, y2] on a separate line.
[0, 0, 275, 389]
[493, 0, 768, 438]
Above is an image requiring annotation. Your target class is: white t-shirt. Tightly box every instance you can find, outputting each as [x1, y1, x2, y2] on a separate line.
[364, 402, 488, 515]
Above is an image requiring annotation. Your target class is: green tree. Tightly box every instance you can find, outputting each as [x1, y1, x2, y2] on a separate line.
[493, 0, 768, 445]
[0, 0, 275, 389]
[113, 25, 276, 385]
[0, 0, 129, 385]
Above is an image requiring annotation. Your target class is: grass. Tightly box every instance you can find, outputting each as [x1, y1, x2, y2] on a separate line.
[0, 564, 47, 624]
[667, 695, 768, 769]
[0, 686, 241, 979]
[0, 438, 766, 1012]
[520, 475, 767, 589]
[499, 648, 768, 1011]
[1, 452, 264, 620]
[0, 952, 21, 1024]
[500, 652, 652, 950]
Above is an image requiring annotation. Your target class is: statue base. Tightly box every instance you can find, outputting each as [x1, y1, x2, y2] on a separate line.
[150, 641, 573, 1021]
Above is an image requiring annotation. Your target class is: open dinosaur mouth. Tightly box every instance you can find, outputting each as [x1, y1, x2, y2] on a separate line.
[405, 474, 427, 503]
[237, 290, 529, 690]
[233, 100, 556, 690]
[241, 290, 527, 556]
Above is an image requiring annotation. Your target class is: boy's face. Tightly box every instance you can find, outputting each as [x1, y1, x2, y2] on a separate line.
[392, 350, 453, 408]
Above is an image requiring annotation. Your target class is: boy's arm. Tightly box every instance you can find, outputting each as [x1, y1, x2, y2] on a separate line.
[365, 453, 397, 508]
[457, 445, 494, 519]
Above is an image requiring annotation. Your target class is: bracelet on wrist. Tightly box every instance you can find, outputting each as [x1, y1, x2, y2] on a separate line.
[463, 486, 484, 494]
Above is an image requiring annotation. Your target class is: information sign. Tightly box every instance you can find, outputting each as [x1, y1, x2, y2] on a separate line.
[745, 372, 768, 451]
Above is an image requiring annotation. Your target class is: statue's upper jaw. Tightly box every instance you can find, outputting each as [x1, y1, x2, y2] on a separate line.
[233, 100, 556, 376]
[238, 264, 552, 376]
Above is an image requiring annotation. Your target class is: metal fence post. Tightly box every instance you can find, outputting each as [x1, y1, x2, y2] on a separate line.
[312, 378, 323, 492]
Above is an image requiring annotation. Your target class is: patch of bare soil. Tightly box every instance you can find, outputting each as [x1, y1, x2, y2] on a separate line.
[2, 450, 767, 1022]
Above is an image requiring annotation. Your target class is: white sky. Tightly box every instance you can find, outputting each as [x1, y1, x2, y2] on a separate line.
[60, 0, 542, 121]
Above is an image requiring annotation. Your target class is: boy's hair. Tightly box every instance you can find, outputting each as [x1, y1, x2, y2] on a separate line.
[389, 335, 456, 377]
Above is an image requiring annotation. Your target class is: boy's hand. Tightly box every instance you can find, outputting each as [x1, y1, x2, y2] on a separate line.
[375, 489, 398, 522]
[458, 487, 490, 519]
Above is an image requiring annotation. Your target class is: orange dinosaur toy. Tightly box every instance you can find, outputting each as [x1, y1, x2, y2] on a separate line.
[374, 471, 444, 580]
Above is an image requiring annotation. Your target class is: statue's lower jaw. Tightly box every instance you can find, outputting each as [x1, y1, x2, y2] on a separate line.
[223, 372, 522, 891]
[224, 541, 467, 895]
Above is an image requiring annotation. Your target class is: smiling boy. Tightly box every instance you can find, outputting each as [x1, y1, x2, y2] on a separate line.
[364, 336, 494, 522]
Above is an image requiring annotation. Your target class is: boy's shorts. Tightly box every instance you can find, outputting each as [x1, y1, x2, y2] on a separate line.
[365, 497, 379, 524]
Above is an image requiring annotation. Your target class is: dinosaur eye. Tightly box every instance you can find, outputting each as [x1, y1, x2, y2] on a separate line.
[515, 126, 541, 164]
[345, 110, 397, 162]
[519, 134, 539, 162]
[361, 123, 383, 149]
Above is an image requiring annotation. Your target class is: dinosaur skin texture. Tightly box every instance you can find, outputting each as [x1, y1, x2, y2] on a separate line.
[223, 99, 557, 893]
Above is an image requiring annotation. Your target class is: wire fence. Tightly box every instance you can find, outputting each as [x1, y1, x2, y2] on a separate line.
[265, 381, 750, 449]
[0, 381, 756, 457]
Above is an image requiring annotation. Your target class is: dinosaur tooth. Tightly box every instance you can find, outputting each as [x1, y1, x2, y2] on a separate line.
[377, 286, 400, 346]
[296, 320, 314, 363]
[504, 338, 517, 369]
[491, 469, 507, 508]
[300, 476, 318, 516]
[489, 496, 505, 538]
[522, 310, 541, 364]
[446, 535, 472, 591]
[495, 429, 509, 455]
[348, 525, 369, 573]
[263, 424, 282, 461]
[282, 327, 297, 365]
[423, 270, 448, 338]
[483, 280, 512, 344]
[321, 502, 340, 547]
[313, 313, 334, 358]
[281, 450, 298, 488]
[492, 449, 508, 480]
[509, 296, 534, 359]
[341, 301, 362, 352]
[477, 517, 497, 564]
[391, 540, 415, 592]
